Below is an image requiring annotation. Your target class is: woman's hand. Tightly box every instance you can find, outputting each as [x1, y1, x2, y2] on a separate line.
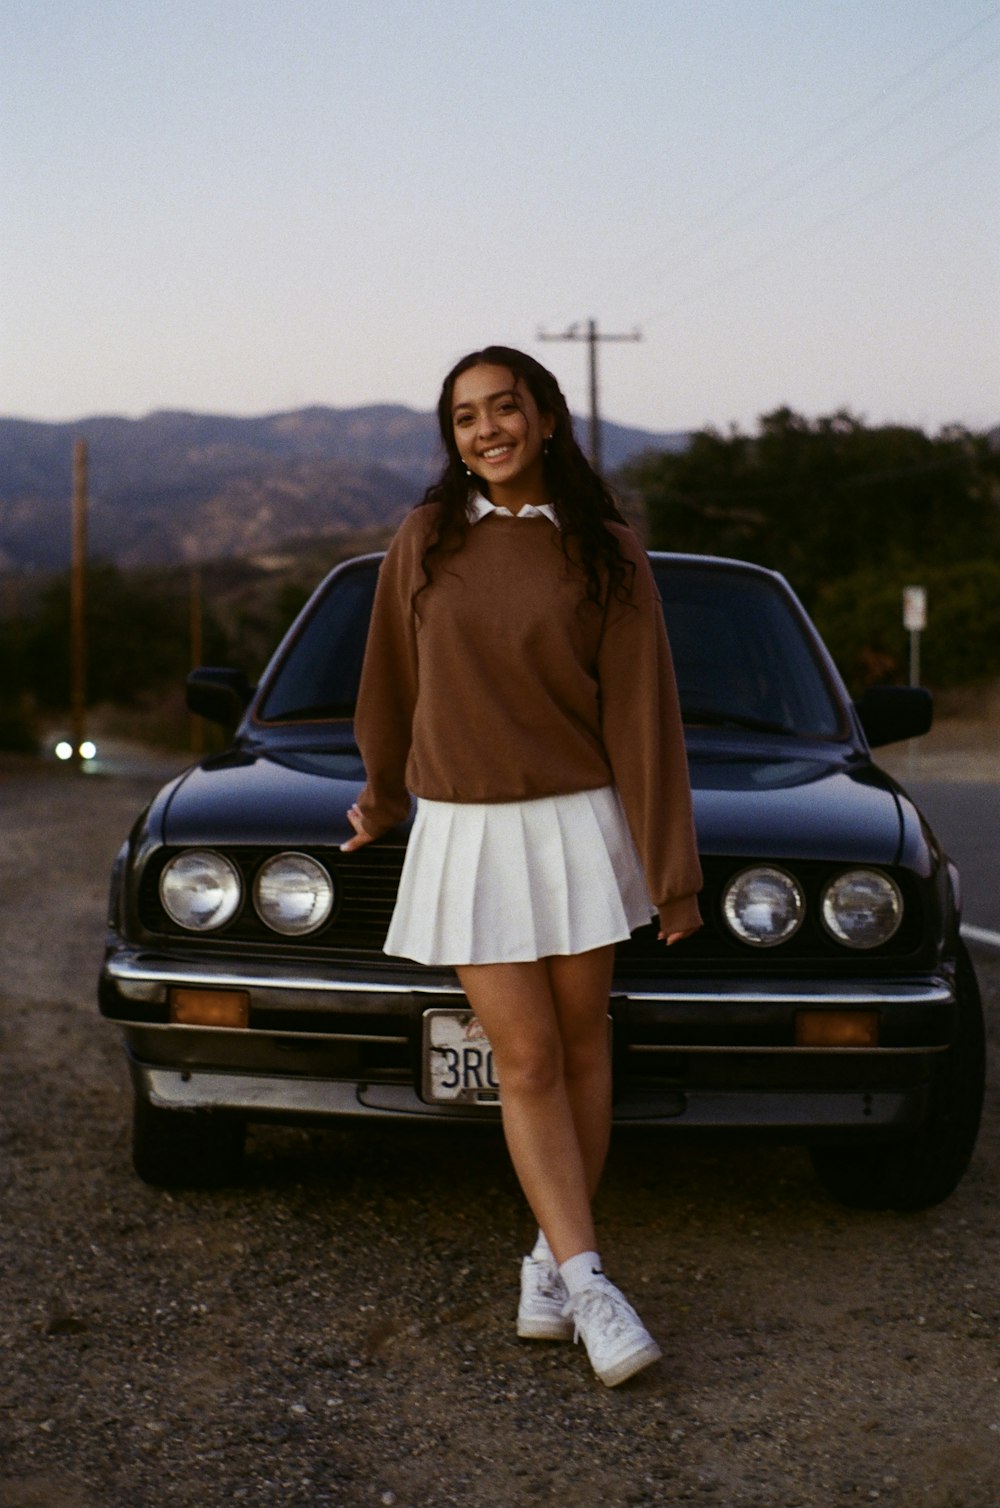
[340, 803, 375, 853]
[658, 927, 700, 947]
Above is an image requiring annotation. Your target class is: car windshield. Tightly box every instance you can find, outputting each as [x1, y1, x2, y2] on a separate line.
[258, 556, 844, 738]
[653, 563, 843, 738]
[257, 561, 379, 722]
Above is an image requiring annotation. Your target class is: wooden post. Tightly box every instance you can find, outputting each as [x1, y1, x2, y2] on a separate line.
[190, 565, 204, 756]
[70, 439, 88, 764]
[538, 320, 641, 476]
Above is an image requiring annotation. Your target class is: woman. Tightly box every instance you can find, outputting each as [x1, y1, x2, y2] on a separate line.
[342, 346, 702, 1387]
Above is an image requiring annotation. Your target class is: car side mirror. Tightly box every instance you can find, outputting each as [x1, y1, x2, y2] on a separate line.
[854, 686, 933, 748]
[186, 667, 255, 725]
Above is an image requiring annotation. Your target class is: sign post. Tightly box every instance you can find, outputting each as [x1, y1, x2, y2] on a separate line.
[902, 585, 926, 686]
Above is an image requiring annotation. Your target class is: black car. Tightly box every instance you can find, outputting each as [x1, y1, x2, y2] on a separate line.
[99, 551, 985, 1210]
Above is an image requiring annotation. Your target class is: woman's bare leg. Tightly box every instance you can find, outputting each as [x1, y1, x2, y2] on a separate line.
[456, 945, 615, 1267]
[546, 945, 615, 1200]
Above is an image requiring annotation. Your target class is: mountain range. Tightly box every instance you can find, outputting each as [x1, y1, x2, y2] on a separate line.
[0, 405, 689, 572]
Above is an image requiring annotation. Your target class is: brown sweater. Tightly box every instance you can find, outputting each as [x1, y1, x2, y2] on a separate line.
[354, 504, 703, 934]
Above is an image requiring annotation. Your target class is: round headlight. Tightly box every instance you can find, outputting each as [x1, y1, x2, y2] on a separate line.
[723, 866, 804, 947]
[821, 869, 902, 949]
[253, 853, 334, 936]
[159, 850, 242, 932]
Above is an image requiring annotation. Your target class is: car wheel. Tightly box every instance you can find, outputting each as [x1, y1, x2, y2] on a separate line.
[809, 941, 985, 1212]
[132, 1091, 246, 1188]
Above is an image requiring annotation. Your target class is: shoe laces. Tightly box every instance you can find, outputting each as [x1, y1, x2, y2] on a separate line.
[562, 1279, 639, 1346]
[525, 1257, 565, 1302]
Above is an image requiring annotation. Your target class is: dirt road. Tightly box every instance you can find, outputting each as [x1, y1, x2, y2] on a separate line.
[1, 768, 998, 1508]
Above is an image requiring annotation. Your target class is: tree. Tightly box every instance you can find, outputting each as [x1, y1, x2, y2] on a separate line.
[16, 564, 228, 710]
[620, 410, 1000, 688]
[623, 410, 1000, 602]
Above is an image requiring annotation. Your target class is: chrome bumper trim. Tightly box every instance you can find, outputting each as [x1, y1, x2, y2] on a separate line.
[625, 985, 953, 1005]
[104, 954, 463, 996]
[104, 954, 953, 1008]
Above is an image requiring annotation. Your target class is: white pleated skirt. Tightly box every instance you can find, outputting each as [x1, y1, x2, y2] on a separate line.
[383, 785, 655, 967]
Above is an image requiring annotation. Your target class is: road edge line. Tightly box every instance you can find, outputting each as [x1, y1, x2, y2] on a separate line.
[961, 923, 1000, 952]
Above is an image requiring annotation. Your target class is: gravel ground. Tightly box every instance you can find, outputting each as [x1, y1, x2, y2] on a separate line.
[1, 766, 998, 1508]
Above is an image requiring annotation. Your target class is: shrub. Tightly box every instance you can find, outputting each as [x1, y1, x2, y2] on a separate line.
[808, 560, 1000, 694]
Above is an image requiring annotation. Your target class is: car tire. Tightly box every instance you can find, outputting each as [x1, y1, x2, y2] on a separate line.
[132, 1092, 246, 1188]
[809, 941, 985, 1211]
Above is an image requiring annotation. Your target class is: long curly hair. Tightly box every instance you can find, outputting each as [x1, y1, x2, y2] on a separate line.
[415, 345, 634, 610]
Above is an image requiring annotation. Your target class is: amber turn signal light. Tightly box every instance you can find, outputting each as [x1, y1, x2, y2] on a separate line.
[169, 988, 249, 1028]
[795, 1010, 879, 1047]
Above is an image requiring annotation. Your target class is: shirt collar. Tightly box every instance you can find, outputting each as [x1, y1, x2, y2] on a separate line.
[467, 492, 559, 527]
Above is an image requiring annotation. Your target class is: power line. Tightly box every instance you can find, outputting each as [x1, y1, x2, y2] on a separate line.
[642, 115, 1000, 327]
[626, 38, 1000, 303]
[537, 320, 641, 474]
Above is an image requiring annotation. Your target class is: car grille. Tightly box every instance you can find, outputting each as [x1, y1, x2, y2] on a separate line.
[138, 846, 930, 972]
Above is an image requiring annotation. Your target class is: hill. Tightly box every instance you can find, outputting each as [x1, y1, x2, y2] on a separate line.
[0, 405, 689, 570]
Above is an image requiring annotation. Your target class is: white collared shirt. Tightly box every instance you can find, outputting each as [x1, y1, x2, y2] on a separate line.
[467, 492, 559, 527]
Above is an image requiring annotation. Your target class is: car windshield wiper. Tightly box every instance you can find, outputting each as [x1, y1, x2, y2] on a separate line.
[682, 705, 796, 736]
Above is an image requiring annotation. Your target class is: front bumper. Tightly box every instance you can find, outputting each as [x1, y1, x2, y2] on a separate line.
[102, 948, 955, 1138]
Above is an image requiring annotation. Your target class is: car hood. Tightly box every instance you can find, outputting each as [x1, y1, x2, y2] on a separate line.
[157, 742, 909, 868]
[158, 748, 372, 847]
[688, 746, 906, 864]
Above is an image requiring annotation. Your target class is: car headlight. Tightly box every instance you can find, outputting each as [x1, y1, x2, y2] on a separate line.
[723, 866, 804, 947]
[159, 850, 242, 932]
[821, 869, 902, 949]
[253, 853, 334, 936]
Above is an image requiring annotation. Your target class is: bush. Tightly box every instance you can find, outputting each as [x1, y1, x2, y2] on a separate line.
[0, 697, 39, 753]
[808, 560, 1000, 694]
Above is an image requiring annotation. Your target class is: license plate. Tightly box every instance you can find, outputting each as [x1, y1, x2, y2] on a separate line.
[422, 1009, 500, 1105]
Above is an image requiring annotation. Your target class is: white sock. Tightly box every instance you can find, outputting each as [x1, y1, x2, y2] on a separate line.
[530, 1229, 554, 1263]
[559, 1250, 604, 1297]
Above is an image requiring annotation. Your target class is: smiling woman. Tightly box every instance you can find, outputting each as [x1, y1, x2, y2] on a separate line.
[451, 363, 552, 498]
[340, 344, 703, 1388]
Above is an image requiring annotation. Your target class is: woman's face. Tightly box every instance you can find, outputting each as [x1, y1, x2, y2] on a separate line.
[451, 363, 552, 495]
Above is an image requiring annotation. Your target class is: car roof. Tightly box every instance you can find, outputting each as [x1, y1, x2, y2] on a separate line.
[646, 551, 788, 584]
[348, 548, 788, 583]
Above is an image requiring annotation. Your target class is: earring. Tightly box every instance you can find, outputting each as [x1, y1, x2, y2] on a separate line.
[543, 437, 551, 455]
[464, 464, 473, 477]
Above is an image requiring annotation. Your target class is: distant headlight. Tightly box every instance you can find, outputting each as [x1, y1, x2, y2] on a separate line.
[723, 866, 804, 947]
[253, 853, 334, 936]
[159, 851, 242, 932]
[821, 869, 902, 949]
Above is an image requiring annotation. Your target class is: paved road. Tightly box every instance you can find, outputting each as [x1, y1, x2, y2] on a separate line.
[891, 779, 999, 937]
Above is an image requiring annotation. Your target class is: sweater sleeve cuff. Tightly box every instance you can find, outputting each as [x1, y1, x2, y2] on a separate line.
[657, 895, 703, 936]
[356, 788, 412, 841]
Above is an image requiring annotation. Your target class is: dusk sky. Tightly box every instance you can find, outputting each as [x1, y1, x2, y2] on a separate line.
[4, 0, 999, 436]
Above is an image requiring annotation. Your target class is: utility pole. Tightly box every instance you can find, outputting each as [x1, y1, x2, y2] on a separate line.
[70, 438, 88, 766]
[538, 319, 641, 475]
[190, 565, 204, 756]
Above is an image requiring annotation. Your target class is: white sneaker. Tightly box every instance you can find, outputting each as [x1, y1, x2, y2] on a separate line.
[516, 1256, 574, 1341]
[562, 1275, 662, 1386]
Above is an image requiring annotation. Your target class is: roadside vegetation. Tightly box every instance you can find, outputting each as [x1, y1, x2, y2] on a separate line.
[0, 532, 393, 753]
[1, 409, 998, 752]
[623, 408, 1000, 695]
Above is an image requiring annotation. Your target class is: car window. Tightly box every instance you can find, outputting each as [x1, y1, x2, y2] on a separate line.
[258, 556, 843, 738]
[653, 563, 843, 738]
[257, 561, 379, 722]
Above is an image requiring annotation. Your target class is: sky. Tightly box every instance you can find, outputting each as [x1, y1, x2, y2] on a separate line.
[3, 0, 999, 436]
